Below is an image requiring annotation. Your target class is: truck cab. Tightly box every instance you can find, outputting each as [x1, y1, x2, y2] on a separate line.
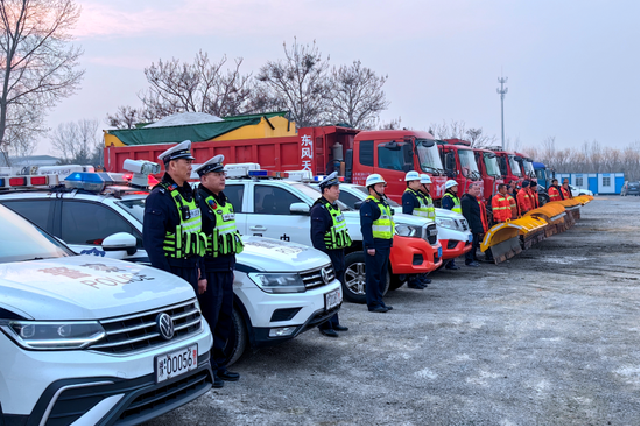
[489, 149, 522, 185]
[437, 139, 483, 203]
[515, 153, 537, 183]
[473, 148, 503, 202]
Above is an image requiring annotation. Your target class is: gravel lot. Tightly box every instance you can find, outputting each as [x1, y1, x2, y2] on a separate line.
[146, 196, 640, 426]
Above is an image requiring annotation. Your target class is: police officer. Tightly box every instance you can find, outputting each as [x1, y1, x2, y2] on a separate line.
[360, 174, 394, 313]
[401, 171, 433, 288]
[195, 155, 242, 387]
[143, 139, 205, 293]
[441, 179, 461, 270]
[310, 172, 350, 337]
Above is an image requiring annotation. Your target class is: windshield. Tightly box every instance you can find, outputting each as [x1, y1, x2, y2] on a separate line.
[0, 206, 73, 263]
[458, 149, 480, 178]
[290, 183, 352, 210]
[522, 159, 535, 177]
[535, 169, 545, 182]
[508, 155, 522, 176]
[483, 153, 500, 177]
[415, 140, 444, 174]
[349, 185, 401, 208]
[116, 199, 146, 224]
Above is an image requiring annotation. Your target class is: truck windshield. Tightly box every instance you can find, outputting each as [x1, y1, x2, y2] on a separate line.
[415, 139, 444, 174]
[458, 149, 480, 177]
[508, 155, 522, 176]
[535, 168, 545, 182]
[522, 159, 535, 177]
[483, 153, 500, 177]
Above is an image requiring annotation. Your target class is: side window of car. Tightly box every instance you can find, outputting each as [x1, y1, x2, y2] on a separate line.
[60, 201, 140, 246]
[224, 184, 245, 212]
[1, 200, 53, 232]
[254, 185, 304, 215]
[338, 191, 361, 209]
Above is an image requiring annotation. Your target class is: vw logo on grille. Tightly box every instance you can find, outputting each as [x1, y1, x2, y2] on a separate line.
[156, 313, 175, 340]
[321, 267, 330, 283]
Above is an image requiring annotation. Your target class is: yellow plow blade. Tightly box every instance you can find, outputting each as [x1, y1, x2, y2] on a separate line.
[480, 216, 547, 264]
[526, 204, 566, 237]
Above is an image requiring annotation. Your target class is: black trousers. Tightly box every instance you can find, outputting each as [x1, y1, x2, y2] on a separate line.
[365, 246, 390, 310]
[199, 270, 234, 373]
[169, 264, 198, 291]
[465, 232, 481, 264]
[319, 250, 345, 330]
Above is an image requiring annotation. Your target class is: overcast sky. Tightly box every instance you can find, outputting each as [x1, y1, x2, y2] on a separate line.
[36, 0, 640, 155]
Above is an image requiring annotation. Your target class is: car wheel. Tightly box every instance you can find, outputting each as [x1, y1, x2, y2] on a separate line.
[388, 271, 404, 291]
[226, 306, 247, 366]
[344, 251, 367, 303]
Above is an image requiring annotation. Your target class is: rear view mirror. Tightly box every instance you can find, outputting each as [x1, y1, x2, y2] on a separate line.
[102, 232, 137, 258]
[290, 202, 310, 215]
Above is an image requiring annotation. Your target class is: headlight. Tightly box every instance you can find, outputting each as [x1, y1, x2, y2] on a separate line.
[394, 224, 422, 238]
[0, 321, 105, 350]
[435, 217, 456, 230]
[248, 273, 306, 294]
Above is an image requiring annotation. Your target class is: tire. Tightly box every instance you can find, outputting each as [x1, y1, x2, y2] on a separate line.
[343, 251, 390, 303]
[387, 271, 404, 291]
[226, 306, 247, 366]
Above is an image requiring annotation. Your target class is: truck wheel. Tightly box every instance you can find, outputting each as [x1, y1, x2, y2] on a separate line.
[226, 306, 247, 366]
[388, 271, 404, 291]
[344, 252, 389, 303]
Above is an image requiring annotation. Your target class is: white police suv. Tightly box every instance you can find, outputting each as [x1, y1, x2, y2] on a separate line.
[0, 203, 213, 425]
[0, 171, 342, 366]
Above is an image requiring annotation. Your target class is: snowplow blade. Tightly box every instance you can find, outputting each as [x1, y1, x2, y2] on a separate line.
[526, 204, 566, 237]
[480, 217, 547, 264]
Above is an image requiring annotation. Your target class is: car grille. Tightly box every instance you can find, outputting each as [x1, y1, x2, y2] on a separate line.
[424, 223, 438, 245]
[301, 265, 334, 290]
[91, 299, 201, 354]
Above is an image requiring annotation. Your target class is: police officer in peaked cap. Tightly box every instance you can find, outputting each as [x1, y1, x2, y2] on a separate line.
[310, 172, 350, 337]
[143, 139, 206, 293]
[195, 155, 243, 387]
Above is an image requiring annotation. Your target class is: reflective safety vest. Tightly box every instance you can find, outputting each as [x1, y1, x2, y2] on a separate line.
[492, 194, 511, 223]
[204, 195, 244, 257]
[161, 183, 206, 259]
[561, 186, 572, 199]
[528, 188, 539, 209]
[442, 193, 462, 214]
[548, 186, 563, 202]
[517, 189, 531, 213]
[507, 194, 518, 218]
[323, 202, 352, 250]
[366, 196, 394, 240]
[404, 188, 436, 219]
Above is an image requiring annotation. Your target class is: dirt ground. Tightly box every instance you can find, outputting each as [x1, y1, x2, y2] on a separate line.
[146, 196, 640, 426]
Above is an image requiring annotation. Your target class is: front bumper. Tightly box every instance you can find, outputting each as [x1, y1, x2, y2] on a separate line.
[390, 236, 443, 274]
[440, 238, 473, 260]
[0, 328, 212, 425]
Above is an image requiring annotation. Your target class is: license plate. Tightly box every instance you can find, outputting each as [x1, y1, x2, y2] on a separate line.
[156, 344, 198, 383]
[438, 246, 443, 258]
[325, 287, 342, 310]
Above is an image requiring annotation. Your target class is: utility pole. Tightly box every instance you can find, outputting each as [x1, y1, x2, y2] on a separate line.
[496, 75, 508, 150]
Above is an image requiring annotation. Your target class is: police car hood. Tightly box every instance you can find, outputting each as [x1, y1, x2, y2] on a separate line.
[238, 237, 331, 273]
[0, 256, 195, 321]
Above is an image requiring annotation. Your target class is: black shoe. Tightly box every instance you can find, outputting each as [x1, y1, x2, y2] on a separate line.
[320, 328, 339, 337]
[445, 264, 460, 270]
[421, 278, 432, 285]
[217, 370, 240, 381]
[408, 283, 424, 289]
[212, 373, 225, 388]
[369, 306, 388, 313]
[334, 325, 348, 331]
[465, 261, 480, 267]
[383, 305, 393, 311]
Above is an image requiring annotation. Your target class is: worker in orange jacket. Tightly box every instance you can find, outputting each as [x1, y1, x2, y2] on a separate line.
[517, 180, 532, 214]
[561, 179, 572, 199]
[491, 183, 512, 223]
[548, 179, 564, 202]
[506, 181, 518, 218]
[529, 181, 540, 209]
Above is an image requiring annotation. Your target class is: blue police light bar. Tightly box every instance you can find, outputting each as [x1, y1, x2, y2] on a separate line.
[64, 172, 105, 191]
[0, 177, 4, 188]
[247, 169, 268, 177]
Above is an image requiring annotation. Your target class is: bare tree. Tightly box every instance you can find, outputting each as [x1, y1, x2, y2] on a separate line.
[466, 127, 497, 147]
[50, 118, 101, 165]
[327, 61, 388, 129]
[105, 105, 144, 130]
[258, 38, 332, 127]
[0, 0, 84, 166]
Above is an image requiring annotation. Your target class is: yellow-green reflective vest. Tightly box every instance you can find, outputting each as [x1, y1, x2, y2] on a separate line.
[366, 195, 394, 240]
[442, 193, 462, 214]
[204, 195, 244, 257]
[404, 188, 436, 219]
[161, 184, 206, 259]
[323, 202, 352, 250]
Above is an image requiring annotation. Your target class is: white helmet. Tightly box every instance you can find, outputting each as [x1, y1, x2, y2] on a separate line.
[420, 174, 432, 184]
[404, 171, 420, 182]
[365, 174, 387, 187]
[444, 179, 458, 189]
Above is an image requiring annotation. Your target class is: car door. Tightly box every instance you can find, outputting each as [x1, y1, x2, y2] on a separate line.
[59, 199, 141, 258]
[248, 184, 312, 245]
[0, 197, 58, 234]
[224, 183, 247, 235]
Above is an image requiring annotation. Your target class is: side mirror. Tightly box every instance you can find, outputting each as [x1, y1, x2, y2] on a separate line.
[102, 232, 137, 258]
[353, 201, 362, 210]
[290, 202, 310, 215]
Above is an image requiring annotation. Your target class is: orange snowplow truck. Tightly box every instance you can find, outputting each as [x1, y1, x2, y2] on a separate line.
[104, 113, 448, 203]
